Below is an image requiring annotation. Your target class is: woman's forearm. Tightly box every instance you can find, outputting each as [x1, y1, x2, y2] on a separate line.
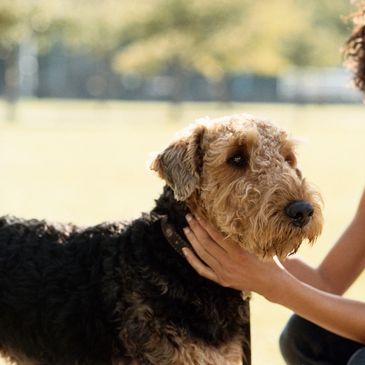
[282, 257, 332, 292]
[268, 269, 365, 344]
[317, 212, 365, 295]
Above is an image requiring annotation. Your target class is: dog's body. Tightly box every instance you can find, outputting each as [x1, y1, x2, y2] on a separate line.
[0, 188, 248, 365]
[0, 114, 322, 364]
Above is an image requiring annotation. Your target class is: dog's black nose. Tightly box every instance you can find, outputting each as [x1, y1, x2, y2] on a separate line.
[285, 200, 314, 228]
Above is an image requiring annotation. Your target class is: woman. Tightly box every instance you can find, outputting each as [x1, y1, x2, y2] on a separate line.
[182, 4, 365, 364]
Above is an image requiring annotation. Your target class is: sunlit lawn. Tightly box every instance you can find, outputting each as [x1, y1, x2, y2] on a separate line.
[0, 99, 364, 364]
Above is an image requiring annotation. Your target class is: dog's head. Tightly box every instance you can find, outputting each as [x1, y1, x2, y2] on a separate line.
[151, 114, 323, 259]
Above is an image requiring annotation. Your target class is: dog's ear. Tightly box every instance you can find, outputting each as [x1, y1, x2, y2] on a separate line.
[150, 125, 205, 201]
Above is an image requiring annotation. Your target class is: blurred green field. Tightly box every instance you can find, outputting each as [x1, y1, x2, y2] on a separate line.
[0, 100, 364, 365]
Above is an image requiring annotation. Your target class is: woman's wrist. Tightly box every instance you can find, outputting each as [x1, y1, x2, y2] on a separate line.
[258, 262, 294, 303]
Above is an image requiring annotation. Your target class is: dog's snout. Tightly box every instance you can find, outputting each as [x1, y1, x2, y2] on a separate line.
[285, 200, 314, 228]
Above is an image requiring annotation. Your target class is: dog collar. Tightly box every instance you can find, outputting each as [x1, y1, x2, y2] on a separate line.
[157, 213, 251, 299]
[159, 215, 192, 257]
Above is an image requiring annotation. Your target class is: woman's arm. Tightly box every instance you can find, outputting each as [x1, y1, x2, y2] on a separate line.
[269, 266, 365, 344]
[315, 189, 365, 294]
[182, 213, 365, 344]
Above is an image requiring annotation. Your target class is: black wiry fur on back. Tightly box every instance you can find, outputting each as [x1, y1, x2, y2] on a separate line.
[0, 186, 249, 364]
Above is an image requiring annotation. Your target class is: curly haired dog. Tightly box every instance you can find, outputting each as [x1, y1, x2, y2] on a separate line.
[0, 114, 322, 365]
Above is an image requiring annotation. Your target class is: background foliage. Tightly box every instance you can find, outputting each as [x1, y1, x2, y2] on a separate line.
[0, 0, 352, 74]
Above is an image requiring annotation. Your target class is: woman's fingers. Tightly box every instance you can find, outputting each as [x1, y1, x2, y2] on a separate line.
[191, 213, 238, 253]
[185, 214, 212, 243]
[183, 215, 268, 292]
[182, 248, 220, 283]
[197, 215, 226, 245]
[185, 215, 233, 267]
[183, 224, 222, 269]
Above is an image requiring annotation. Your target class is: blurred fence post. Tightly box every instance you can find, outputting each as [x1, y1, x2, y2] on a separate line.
[4, 46, 19, 122]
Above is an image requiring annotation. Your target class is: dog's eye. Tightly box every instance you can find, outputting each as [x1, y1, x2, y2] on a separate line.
[227, 153, 248, 168]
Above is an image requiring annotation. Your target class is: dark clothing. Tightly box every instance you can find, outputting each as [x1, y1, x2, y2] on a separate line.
[280, 315, 365, 365]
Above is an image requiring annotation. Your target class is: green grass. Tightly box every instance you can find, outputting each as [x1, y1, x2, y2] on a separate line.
[0, 100, 364, 364]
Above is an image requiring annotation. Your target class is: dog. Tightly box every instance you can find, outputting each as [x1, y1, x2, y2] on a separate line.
[0, 114, 323, 364]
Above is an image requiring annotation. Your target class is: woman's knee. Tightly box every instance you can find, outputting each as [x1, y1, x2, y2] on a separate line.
[348, 348, 365, 365]
[279, 315, 324, 364]
[279, 315, 364, 365]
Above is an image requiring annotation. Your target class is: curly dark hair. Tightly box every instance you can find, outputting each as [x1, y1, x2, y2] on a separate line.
[344, 1, 365, 93]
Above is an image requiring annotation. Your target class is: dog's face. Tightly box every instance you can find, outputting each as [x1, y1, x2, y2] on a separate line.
[151, 114, 323, 259]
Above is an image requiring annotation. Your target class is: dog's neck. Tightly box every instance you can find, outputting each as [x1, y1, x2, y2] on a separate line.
[151, 186, 198, 255]
[151, 186, 190, 231]
[151, 186, 213, 257]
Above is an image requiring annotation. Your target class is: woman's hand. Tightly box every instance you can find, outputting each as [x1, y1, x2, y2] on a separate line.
[182, 214, 285, 299]
[182, 211, 365, 344]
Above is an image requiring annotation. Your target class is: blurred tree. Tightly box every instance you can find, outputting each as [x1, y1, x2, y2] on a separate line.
[55, 1, 156, 99]
[283, 0, 352, 67]
[112, 0, 352, 102]
[0, 0, 69, 120]
[0, 0, 154, 113]
[0, 0, 353, 112]
[113, 0, 249, 102]
[0, 0, 32, 120]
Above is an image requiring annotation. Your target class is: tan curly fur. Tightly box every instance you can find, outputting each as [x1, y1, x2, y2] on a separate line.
[152, 114, 323, 260]
[117, 289, 248, 365]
